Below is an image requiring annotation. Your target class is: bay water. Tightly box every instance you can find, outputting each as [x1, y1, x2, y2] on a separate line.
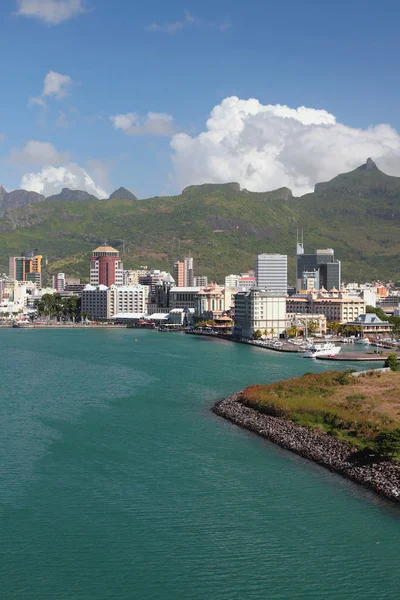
[0, 329, 398, 599]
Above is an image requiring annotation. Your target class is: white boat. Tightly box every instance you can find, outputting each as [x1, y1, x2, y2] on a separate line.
[303, 342, 341, 358]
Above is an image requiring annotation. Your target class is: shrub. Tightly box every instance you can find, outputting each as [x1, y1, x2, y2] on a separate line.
[384, 353, 400, 372]
[374, 428, 400, 457]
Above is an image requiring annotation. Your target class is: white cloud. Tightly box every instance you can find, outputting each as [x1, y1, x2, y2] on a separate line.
[110, 111, 176, 137]
[43, 70, 73, 98]
[9, 140, 69, 166]
[21, 164, 107, 198]
[16, 0, 86, 25]
[170, 96, 400, 195]
[145, 11, 231, 34]
[29, 70, 75, 112]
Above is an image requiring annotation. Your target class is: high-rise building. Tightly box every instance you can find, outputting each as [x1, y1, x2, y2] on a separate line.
[52, 273, 66, 291]
[174, 257, 194, 287]
[255, 254, 287, 293]
[174, 261, 185, 287]
[296, 241, 341, 292]
[89, 245, 123, 287]
[9, 251, 43, 287]
[184, 256, 194, 287]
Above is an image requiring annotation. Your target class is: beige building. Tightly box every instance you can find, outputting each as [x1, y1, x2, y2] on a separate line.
[195, 283, 234, 319]
[286, 291, 365, 324]
[286, 313, 327, 334]
[234, 288, 287, 338]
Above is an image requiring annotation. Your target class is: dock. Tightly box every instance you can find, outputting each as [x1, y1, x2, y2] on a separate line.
[316, 351, 399, 362]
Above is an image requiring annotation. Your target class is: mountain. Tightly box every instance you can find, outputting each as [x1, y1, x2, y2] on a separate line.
[46, 188, 100, 202]
[109, 187, 137, 201]
[0, 188, 46, 214]
[0, 160, 399, 283]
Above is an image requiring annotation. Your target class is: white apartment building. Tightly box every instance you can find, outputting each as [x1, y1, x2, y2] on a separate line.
[108, 285, 149, 317]
[225, 274, 240, 288]
[234, 288, 287, 338]
[255, 254, 288, 293]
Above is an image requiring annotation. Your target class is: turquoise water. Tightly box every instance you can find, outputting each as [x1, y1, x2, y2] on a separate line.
[0, 329, 398, 600]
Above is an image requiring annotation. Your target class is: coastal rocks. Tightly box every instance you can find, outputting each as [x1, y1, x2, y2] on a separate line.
[213, 394, 400, 504]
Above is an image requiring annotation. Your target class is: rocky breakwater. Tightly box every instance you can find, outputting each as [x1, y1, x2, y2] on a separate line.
[213, 394, 400, 503]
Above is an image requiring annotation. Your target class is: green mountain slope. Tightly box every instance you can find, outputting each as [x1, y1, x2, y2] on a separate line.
[0, 159, 399, 284]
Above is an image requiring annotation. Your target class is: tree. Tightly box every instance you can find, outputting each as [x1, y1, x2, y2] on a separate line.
[253, 329, 263, 339]
[327, 321, 341, 334]
[374, 428, 400, 458]
[384, 353, 400, 371]
[286, 326, 299, 338]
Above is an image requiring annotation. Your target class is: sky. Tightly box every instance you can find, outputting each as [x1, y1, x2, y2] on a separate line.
[1, 0, 400, 198]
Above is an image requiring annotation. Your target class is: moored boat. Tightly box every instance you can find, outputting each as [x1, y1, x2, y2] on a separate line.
[303, 342, 341, 358]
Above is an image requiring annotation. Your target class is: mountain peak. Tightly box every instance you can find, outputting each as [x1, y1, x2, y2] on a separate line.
[109, 187, 137, 201]
[359, 157, 378, 171]
[47, 188, 100, 202]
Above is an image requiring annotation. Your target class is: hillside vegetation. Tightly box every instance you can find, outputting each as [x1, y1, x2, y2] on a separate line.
[0, 159, 399, 283]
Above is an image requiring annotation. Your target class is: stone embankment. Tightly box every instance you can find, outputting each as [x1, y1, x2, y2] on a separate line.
[213, 394, 400, 504]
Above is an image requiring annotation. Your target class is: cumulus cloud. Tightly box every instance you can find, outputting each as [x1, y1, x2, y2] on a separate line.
[170, 96, 400, 195]
[145, 11, 231, 34]
[9, 140, 69, 166]
[43, 70, 73, 98]
[30, 70, 74, 109]
[21, 164, 107, 198]
[16, 0, 86, 25]
[110, 111, 176, 137]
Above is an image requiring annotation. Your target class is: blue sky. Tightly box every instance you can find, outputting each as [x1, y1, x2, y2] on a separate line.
[1, 0, 400, 198]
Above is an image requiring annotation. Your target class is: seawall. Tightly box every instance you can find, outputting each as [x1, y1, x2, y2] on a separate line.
[213, 394, 400, 504]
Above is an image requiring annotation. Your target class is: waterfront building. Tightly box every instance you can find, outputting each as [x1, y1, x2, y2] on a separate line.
[296, 241, 341, 292]
[256, 254, 288, 293]
[89, 245, 123, 287]
[346, 313, 394, 336]
[195, 283, 234, 319]
[169, 287, 201, 310]
[108, 285, 149, 317]
[52, 273, 66, 291]
[286, 291, 365, 324]
[9, 251, 43, 287]
[233, 288, 287, 338]
[82, 284, 110, 320]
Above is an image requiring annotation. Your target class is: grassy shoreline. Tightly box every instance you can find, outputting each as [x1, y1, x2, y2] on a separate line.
[239, 370, 400, 456]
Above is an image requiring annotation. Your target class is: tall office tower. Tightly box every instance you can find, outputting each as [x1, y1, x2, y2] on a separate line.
[52, 273, 66, 291]
[174, 261, 185, 287]
[184, 256, 194, 287]
[296, 240, 341, 292]
[90, 244, 124, 286]
[255, 254, 288, 293]
[9, 250, 43, 287]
